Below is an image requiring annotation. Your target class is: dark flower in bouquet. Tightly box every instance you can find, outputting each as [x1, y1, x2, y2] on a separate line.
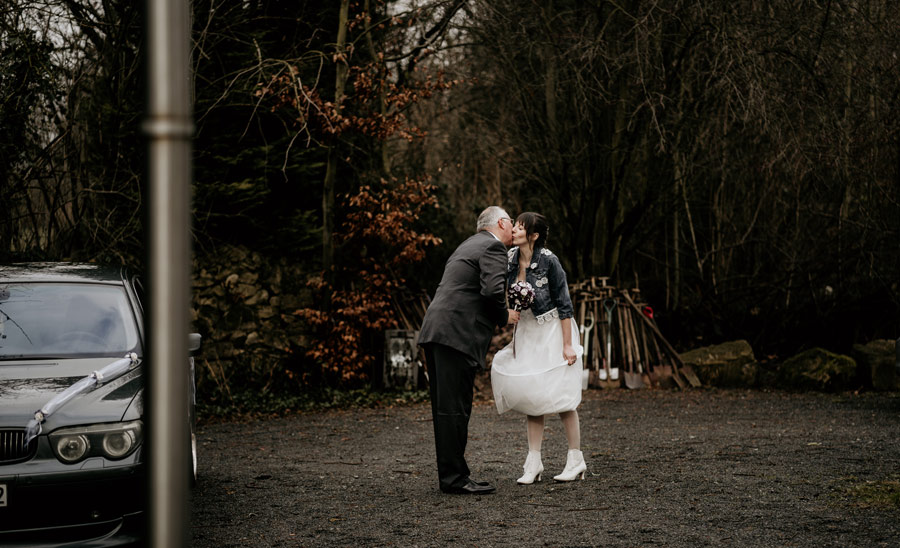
[507, 281, 534, 357]
[508, 280, 535, 311]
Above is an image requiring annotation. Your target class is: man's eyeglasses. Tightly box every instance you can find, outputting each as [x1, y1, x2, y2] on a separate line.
[500, 217, 513, 226]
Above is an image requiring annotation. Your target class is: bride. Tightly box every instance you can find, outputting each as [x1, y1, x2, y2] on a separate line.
[490, 212, 587, 484]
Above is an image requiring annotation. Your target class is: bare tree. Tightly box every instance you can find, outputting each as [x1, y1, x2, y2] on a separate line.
[425, 0, 900, 351]
[1, 0, 144, 264]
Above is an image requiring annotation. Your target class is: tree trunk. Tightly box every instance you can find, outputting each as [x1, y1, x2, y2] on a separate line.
[364, 0, 390, 175]
[323, 0, 350, 272]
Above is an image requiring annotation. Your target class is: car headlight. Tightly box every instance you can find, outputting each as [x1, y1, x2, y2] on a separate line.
[49, 420, 143, 464]
[56, 434, 90, 463]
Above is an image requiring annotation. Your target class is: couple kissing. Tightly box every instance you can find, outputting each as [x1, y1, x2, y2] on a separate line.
[418, 206, 586, 495]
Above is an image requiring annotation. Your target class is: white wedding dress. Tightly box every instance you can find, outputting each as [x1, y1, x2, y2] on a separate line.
[491, 308, 584, 416]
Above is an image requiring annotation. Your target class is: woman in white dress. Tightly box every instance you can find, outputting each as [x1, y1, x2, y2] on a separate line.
[490, 212, 586, 484]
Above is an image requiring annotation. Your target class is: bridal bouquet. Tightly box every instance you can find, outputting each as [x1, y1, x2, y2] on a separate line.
[508, 280, 535, 311]
[507, 281, 534, 357]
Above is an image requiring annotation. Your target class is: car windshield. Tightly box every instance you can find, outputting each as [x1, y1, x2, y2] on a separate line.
[0, 283, 141, 359]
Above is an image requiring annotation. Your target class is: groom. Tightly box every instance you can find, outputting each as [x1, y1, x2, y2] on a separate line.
[418, 206, 520, 494]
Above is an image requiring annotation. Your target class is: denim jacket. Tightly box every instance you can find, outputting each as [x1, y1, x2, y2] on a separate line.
[506, 246, 574, 322]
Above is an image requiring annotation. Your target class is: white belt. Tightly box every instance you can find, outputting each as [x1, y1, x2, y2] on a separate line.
[534, 308, 559, 325]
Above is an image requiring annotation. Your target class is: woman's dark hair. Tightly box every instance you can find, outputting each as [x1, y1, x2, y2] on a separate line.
[516, 212, 549, 252]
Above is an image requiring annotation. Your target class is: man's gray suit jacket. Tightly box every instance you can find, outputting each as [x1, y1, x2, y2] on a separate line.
[418, 230, 509, 365]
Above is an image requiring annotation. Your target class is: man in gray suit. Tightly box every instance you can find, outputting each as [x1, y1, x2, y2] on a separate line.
[418, 206, 520, 494]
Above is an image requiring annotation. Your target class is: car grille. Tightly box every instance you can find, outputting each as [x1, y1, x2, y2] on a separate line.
[0, 429, 37, 464]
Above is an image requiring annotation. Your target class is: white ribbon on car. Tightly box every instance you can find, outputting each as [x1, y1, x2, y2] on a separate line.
[23, 352, 140, 447]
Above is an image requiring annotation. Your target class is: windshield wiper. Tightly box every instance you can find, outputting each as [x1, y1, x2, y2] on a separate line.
[0, 307, 34, 346]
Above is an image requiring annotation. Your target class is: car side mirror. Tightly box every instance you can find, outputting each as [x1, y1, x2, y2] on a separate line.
[188, 333, 202, 354]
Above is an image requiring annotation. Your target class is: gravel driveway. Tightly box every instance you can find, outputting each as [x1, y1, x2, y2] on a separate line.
[190, 388, 900, 547]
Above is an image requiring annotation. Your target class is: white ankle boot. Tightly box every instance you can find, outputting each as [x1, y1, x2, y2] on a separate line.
[553, 449, 586, 481]
[516, 450, 543, 485]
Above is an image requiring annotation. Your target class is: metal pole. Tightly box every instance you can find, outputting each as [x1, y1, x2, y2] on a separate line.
[145, 0, 192, 546]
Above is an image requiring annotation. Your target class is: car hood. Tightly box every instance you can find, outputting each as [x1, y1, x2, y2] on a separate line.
[0, 357, 143, 429]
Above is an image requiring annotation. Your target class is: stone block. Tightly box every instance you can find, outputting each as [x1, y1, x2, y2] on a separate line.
[852, 339, 898, 391]
[680, 340, 758, 388]
[776, 348, 856, 392]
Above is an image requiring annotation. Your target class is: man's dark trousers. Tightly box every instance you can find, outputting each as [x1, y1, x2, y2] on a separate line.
[424, 342, 479, 492]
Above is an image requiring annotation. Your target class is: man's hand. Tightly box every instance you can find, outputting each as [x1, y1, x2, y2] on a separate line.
[507, 309, 520, 325]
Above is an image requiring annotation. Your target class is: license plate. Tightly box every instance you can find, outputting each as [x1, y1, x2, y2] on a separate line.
[0, 483, 6, 507]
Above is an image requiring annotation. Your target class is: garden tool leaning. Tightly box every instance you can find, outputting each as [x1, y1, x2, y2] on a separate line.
[603, 297, 619, 381]
[580, 311, 594, 372]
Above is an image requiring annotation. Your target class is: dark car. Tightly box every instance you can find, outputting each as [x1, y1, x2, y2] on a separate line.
[0, 263, 199, 547]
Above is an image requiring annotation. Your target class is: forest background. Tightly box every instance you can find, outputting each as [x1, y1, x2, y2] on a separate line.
[2, 0, 898, 417]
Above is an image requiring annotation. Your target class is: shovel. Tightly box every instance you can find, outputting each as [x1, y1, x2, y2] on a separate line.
[596, 301, 610, 381]
[580, 310, 593, 371]
[603, 297, 619, 381]
[619, 301, 644, 389]
[591, 301, 606, 382]
[578, 321, 591, 390]
[630, 291, 657, 384]
[628, 304, 653, 387]
[577, 299, 587, 335]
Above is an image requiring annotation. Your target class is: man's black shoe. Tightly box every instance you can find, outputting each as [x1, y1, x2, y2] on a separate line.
[442, 479, 496, 495]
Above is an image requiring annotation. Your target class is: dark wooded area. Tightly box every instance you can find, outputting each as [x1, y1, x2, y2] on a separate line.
[2, 1, 898, 410]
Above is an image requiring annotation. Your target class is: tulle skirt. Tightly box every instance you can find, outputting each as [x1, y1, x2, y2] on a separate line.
[491, 309, 584, 416]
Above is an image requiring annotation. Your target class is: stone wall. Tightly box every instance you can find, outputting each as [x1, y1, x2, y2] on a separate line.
[191, 245, 312, 399]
